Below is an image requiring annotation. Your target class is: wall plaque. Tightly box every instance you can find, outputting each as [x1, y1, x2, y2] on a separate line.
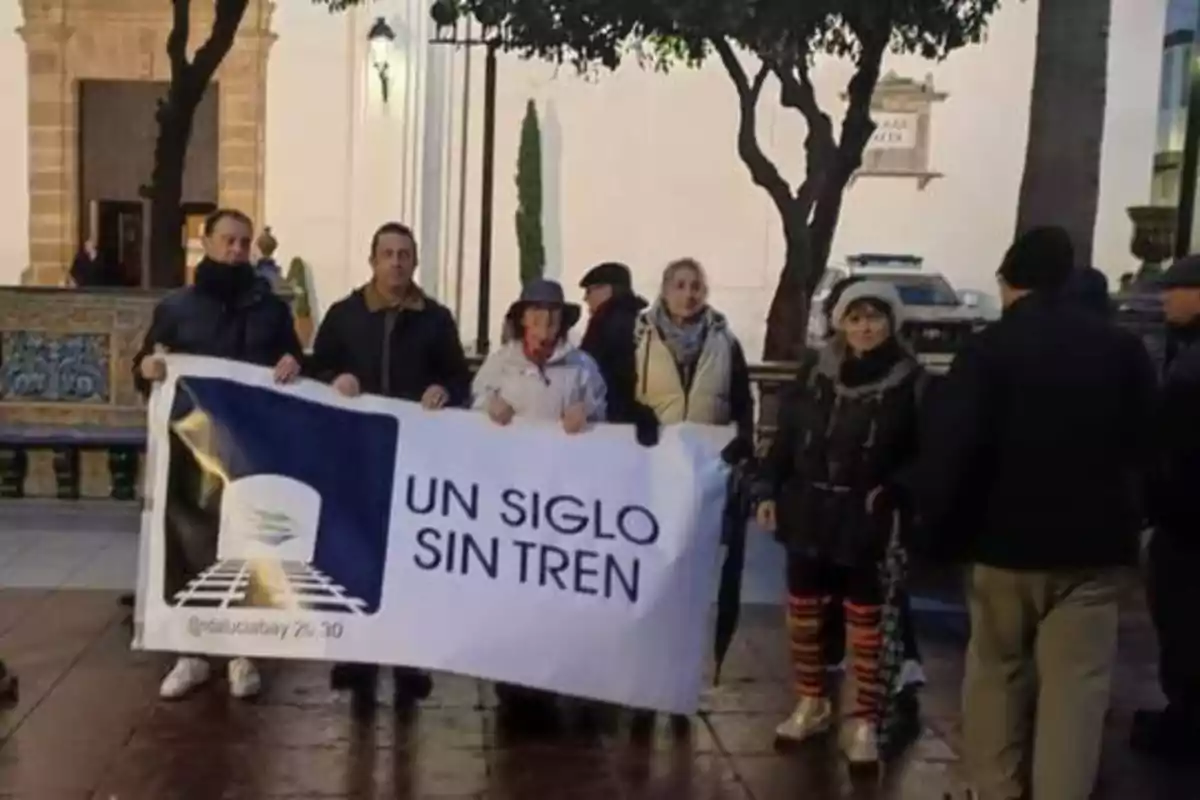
[847, 72, 947, 190]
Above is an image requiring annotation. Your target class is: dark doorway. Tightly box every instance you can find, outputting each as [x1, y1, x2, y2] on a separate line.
[77, 79, 219, 288]
[94, 200, 142, 287]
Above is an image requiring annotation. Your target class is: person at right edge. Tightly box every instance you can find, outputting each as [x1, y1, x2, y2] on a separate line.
[1131, 254, 1200, 763]
[305, 221, 472, 713]
[911, 227, 1157, 800]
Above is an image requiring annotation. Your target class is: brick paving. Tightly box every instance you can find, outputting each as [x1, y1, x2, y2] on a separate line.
[0, 587, 1193, 799]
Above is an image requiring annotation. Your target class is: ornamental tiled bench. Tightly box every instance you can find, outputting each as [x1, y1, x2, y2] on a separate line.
[0, 424, 145, 500]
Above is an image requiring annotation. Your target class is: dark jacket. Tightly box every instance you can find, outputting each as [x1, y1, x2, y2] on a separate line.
[759, 339, 924, 567]
[580, 291, 647, 423]
[132, 276, 301, 397]
[305, 286, 471, 405]
[912, 292, 1158, 569]
[1147, 326, 1200, 544]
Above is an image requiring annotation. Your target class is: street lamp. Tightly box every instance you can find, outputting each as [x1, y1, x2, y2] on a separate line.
[368, 16, 396, 104]
[430, 0, 500, 357]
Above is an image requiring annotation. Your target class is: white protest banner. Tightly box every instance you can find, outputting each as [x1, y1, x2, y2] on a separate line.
[134, 355, 731, 714]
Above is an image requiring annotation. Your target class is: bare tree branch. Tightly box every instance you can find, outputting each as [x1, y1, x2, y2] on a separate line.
[807, 23, 890, 278]
[710, 37, 795, 219]
[192, 0, 251, 90]
[835, 15, 890, 176]
[167, 0, 191, 83]
[772, 60, 835, 214]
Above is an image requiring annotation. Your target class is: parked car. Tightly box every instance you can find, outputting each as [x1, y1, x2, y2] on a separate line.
[810, 254, 992, 374]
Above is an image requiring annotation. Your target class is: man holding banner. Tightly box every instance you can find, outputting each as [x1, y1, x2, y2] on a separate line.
[304, 221, 472, 711]
[133, 208, 304, 700]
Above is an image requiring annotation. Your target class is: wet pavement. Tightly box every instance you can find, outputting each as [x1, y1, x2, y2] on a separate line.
[0, 502, 1196, 798]
[0, 589, 1195, 799]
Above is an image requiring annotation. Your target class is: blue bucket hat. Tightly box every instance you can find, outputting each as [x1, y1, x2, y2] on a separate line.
[506, 279, 581, 330]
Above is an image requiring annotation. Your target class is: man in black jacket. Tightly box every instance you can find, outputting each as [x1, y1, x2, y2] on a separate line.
[913, 227, 1157, 800]
[134, 208, 304, 702]
[579, 262, 647, 422]
[1131, 254, 1200, 762]
[305, 221, 471, 712]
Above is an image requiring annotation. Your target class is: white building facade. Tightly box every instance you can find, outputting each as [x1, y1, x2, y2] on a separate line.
[0, 0, 1168, 356]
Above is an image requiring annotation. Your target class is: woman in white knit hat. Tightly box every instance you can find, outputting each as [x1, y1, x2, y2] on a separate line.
[754, 280, 927, 765]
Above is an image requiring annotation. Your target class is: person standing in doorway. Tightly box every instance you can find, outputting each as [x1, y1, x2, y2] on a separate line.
[306, 221, 472, 713]
[912, 227, 1157, 800]
[134, 208, 304, 701]
[1131, 254, 1200, 762]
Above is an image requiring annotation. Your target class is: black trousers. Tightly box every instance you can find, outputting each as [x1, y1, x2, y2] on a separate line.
[1147, 531, 1200, 720]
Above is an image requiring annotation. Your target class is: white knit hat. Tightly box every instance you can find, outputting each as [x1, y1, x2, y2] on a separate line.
[830, 280, 906, 330]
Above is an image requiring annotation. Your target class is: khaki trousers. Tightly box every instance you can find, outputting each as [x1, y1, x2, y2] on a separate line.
[962, 564, 1119, 800]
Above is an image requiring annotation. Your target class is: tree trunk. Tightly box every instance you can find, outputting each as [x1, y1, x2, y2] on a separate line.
[146, 0, 249, 288]
[1014, 0, 1110, 266]
[763, 213, 815, 361]
[148, 98, 195, 288]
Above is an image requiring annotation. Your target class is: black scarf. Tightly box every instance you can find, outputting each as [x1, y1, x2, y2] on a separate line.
[193, 258, 257, 302]
[839, 336, 904, 388]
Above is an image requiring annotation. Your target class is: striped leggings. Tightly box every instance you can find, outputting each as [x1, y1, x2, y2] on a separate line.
[786, 555, 885, 721]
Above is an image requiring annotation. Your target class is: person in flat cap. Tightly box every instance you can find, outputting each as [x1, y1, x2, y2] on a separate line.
[579, 262, 653, 440]
[910, 226, 1157, 798]
[1132, 253, 1200, 762]
[470, 278, 607, 732]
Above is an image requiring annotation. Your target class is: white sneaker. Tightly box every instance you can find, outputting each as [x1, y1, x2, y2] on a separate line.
[775, 696, 833, 742]
[227, 657, 261, 699]
[160, 657, 211, 699]
[841, 717, 880, 764]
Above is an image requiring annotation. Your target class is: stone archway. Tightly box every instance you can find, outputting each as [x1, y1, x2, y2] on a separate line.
[18, 0, 275, 285]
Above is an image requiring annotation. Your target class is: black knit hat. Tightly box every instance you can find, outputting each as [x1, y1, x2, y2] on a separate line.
[1064, 266, 1112, 316]
[999, 226, 1075, 291]
[579, 262, 632, 290]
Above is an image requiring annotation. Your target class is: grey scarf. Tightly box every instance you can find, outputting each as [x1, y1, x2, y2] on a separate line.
[652, 302, 708, 368]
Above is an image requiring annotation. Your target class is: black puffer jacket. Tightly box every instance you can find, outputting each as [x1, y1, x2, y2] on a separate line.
[132, 269, 301, 397]
[759, 340, 924, 566]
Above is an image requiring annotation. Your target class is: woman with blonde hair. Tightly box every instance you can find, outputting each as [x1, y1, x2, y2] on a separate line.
[629, 257, 754, 736]
[634, 258, 753, 439]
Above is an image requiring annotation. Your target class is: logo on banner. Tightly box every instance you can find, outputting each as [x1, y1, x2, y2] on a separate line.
[161, 376, 399, 616]
[169, 474, 384, 615]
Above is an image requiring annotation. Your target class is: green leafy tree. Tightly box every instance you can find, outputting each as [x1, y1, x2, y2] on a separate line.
[148, 0, 364, 287]
[516, 99, 547, 286]
[433, 0, 1002, 359]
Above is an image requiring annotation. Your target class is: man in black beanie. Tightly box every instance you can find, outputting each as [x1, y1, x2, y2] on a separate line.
[910, 226, 1158, 800]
